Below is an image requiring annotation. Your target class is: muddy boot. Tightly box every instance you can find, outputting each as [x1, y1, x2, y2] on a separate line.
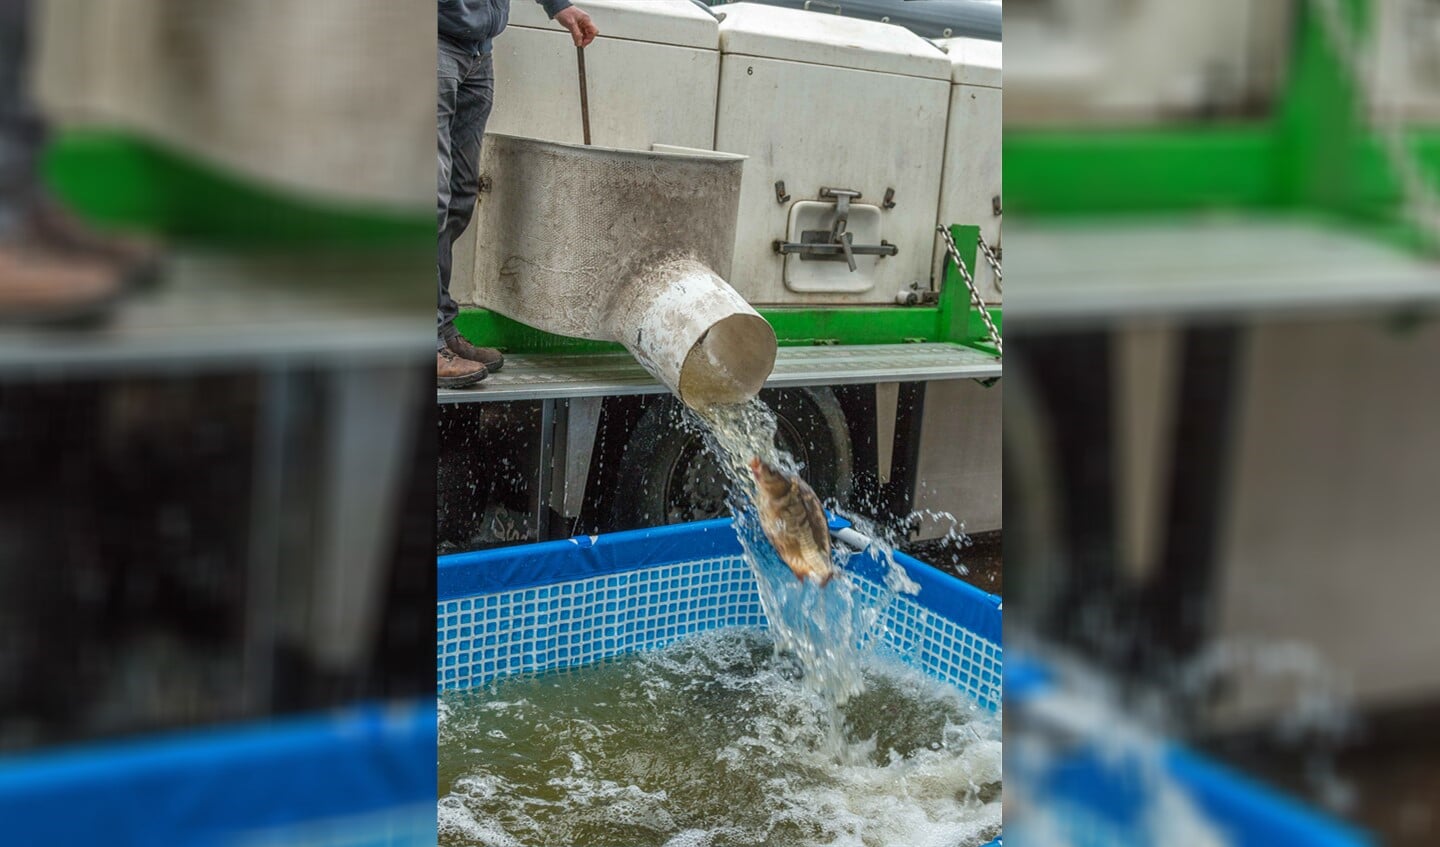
[444, 334, 504, 373]
[438, 348, 487, 389]
[0, 244, 125, 326]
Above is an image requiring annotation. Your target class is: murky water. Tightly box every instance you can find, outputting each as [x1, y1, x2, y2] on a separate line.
[438, 628, 1002, 847]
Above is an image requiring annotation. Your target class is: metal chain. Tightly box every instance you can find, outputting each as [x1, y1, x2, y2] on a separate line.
[937, 225, 1002, 355]
[1309, 0, 1440, 253]
[976, 231, 1003, 293]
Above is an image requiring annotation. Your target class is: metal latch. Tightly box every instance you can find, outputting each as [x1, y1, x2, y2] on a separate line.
[773, 187, 898, 272]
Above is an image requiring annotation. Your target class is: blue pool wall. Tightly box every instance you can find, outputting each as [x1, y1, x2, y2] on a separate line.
[0, 702, 436, 846]
[437, 516, 1003, 711]
[1009, 658, 1373, 847]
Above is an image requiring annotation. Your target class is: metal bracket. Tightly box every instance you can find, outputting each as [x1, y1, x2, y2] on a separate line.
[875, 381, 899, 484]
[547, 397, 602, 522]
[774, 187, 895, 272]
[775, 236, 897, 264]
[774, 180, 791, 204]
[883, 187, 896, 210]
[895, 281, 939, 306]
[820, 185, 861, 207]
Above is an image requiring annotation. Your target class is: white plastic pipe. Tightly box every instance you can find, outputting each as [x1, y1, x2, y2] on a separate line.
[606, 257, 775, 408]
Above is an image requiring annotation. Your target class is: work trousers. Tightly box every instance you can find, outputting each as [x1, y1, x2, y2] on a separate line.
[0, 0, 42, 236]
[436, 38, 494, 349]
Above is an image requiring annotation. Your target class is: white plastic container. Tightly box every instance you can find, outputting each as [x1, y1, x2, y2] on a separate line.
[935, 36, 1003, 304]
[715, 3, 952, 305]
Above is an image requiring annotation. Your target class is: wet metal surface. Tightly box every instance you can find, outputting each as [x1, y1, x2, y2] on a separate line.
[436, 342, 1002, 403]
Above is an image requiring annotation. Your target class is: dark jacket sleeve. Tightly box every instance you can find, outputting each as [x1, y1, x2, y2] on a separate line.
[538, 0, 573, 18]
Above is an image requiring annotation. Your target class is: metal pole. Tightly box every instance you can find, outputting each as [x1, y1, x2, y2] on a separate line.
[576, 46, 592, 146]
[243, 366, 292, 714]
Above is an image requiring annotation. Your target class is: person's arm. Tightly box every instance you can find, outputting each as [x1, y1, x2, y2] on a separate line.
[542, 0, 598, 47]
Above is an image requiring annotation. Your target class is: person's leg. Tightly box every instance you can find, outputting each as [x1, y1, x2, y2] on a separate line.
[0, 0, 156, 325]
[441, 52, 493, 288]
[0, 0, 42, 234]
[438, 52, 505, 370]
[435, 40, 487, 387]
[436, 41, 462, 353]
[438, 51, 493, 342]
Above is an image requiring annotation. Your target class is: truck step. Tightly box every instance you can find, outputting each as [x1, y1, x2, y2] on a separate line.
[437, 342, 1001, 404]
[1007, 218, 1440, 324]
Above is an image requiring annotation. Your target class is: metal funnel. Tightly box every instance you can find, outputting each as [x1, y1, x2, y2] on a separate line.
[469, 134, 776, 408]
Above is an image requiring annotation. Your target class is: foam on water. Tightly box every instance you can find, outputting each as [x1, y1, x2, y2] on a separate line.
[439, 628, 1001, 847]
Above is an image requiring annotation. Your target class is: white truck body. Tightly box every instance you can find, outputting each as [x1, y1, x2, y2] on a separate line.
[466, 0, 1003, 536]
[467, 0, 1003, 305]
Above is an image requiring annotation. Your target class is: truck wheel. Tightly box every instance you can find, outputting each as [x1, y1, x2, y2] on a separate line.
[607, 387, 853, 529]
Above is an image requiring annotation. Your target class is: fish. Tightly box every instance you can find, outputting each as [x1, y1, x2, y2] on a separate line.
[749, 456, 835, 586]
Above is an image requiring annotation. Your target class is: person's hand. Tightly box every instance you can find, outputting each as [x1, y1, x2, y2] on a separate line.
[554, 6, 598, 48]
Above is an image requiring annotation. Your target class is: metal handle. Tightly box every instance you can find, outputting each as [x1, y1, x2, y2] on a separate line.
[774, 238, 896, 260]
[774, 187, 894, 269]
[838, 232, 856, 271]
[576, 46, 592, 145]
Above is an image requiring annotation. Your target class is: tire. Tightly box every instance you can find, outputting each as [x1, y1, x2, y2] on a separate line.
[607, 387, 853, 530]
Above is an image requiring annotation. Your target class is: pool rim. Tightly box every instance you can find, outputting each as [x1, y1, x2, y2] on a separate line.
[437, 515, 1002, 647]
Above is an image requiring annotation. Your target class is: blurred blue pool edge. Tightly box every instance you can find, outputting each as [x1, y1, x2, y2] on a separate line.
[0, 700, 437, 845]
[0, 517, 1365, 847]
[1008, 656, 1375, 847]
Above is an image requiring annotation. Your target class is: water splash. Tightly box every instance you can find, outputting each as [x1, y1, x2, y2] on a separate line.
[439, 629, 1002, 847]
[687, 399, 923, 753]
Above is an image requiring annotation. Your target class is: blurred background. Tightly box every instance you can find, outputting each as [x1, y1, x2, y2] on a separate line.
[1004, 0, 1440, 844]
[4, 0, 1439, 843]
[0, 1, 437, 844]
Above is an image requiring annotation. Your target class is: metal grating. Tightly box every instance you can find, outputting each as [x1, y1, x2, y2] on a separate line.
[437, 342, 1001, 403]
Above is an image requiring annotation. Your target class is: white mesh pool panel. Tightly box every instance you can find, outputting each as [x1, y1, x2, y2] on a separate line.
[850, 573, 1002, 711]
[438, 556, 763, 688]
[437, 554, 1002, 712]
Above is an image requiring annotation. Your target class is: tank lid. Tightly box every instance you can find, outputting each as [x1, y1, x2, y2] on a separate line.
[718, 3, 951, 81]
[937, 36, 1001, 88]
[508, 0, 720, 51]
